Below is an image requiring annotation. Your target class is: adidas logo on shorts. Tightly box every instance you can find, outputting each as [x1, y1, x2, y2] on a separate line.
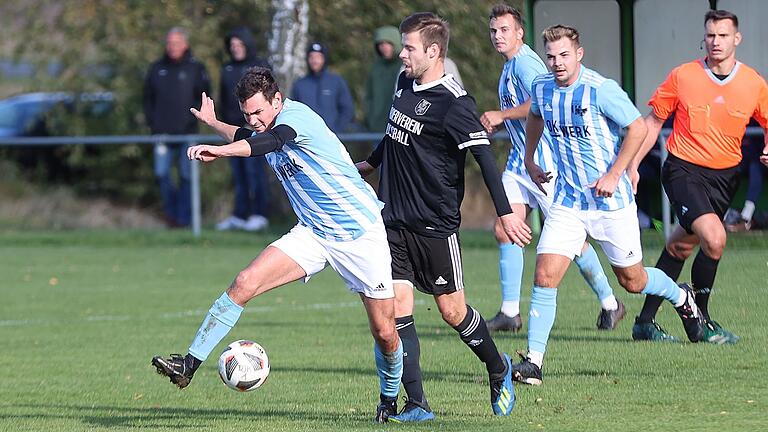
[373, 283, 387, 291]
[435, 276, 448, 285]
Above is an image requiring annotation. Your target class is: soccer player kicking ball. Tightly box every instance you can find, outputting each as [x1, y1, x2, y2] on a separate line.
[480, 4, 624, 334]
[151, 68, 403, 423]
[357, 12, 530, 422]
[512, 25, 705, 385]
[629, 9, 768, 344]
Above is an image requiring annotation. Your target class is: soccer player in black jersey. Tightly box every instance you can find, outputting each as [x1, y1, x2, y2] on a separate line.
[357, 12, 531, 422]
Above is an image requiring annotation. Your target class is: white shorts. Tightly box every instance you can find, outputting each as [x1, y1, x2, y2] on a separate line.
[537, 203, 643, 268]
[502, 170, 556, 218]
[270, 222, 394, 299]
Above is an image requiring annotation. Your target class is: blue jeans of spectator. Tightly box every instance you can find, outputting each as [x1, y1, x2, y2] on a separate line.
[154, 142, 191, 226]
[230, 155, 269, 219]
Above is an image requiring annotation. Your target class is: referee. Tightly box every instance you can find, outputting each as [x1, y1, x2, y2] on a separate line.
[357, 12, 530, 422]
[629, 9, 768, 344]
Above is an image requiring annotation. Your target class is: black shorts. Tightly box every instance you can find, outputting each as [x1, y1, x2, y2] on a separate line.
[662, 154, 740, 234]
[386, 227, 464, 295]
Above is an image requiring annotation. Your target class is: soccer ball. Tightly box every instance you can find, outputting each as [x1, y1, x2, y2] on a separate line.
[217, 340, 270, 391]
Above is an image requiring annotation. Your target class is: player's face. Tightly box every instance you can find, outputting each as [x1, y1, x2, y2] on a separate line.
[545, 37, 583, 86]
[240, 91, 282, 133]
[489, 14, 524, 59]
[400, 31, 437, 80]
[704, 19, 740, 62]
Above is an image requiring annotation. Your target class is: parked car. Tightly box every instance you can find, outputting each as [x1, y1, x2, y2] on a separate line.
[0, 91, 114, 137]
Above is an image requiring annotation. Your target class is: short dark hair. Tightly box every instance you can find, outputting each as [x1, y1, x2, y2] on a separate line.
[542, 25, 580, 48]
[236, 67, 280, 103]
[489, 4, 524, 28]
[705, 9, 738, 29]
[399, 12, 449, 59]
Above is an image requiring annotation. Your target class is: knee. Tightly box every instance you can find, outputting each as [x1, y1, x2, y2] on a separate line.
[699, 235, 726, 259]
[373, 325, 399, 351]
[229, 270, 261, 305]
[616, 270, 646, 294]
[533, 267, 556, 288]
[440, 304, 465, 327]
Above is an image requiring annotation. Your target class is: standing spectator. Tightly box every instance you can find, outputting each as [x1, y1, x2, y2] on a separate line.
[143, 27, 210, 228]
[364, 26, 402, 132]
[290, 42, 355, 133]
[216, 27, 271, 232]
[726, 122, 766, 231]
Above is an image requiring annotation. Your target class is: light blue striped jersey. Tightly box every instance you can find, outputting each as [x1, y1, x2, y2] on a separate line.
[265, 99, 384, 241]
[499, 44, 555, 175]
[530, 66, 641, 211]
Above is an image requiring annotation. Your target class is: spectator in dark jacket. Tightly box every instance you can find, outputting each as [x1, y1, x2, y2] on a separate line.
[290, 42, 354, 133]
[143, 27, 210, 227]
[216, 27, 271, 232]
[364, 26, 402, 132]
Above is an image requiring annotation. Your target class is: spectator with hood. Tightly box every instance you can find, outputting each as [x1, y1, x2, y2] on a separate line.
[216, 27, 271, 232]
[290, 42, 355, 133]
[364, 26, 402, 132]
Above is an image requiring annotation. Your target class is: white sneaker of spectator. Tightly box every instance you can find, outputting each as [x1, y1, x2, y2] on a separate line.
[244, 215, 269, 232]
[216, 215, 247, 231]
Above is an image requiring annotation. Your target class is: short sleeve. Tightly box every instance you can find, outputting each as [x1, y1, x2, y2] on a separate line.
[529, 81, 542, 116]
[752, 75, 768, 129]
[515, 56, 547, 96]
[444, 96, 491, 150]
[648, 68, 679, 120]
[596, 79, 641, 128]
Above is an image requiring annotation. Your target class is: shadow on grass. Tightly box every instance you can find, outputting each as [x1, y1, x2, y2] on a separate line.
[4, 403, 371, 428]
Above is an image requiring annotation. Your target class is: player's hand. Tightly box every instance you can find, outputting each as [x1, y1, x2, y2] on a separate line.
[761, 144, 768, 167]
[588, 171, 620, 198]
[190, 92, 217, 126]
[480, 111, 504, 134]
[499, 213, 532, 247]
[187, 144, 221, 162]
[627, 166, 640, 194]
[525, 160, 552, 195]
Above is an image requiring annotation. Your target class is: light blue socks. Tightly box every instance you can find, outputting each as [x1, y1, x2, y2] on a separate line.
[641, 267, 683, 304]
[188, 292, 243, 361]
[574, 244, 615, 303]
[374, 341, 403, 398]
[527, 286, 558, 361]
[499, 243, 524, 316]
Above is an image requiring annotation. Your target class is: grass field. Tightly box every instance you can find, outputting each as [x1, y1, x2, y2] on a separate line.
[1, 229, 766, 431]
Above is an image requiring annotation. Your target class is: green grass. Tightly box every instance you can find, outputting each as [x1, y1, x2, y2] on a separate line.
[1, 229, 766, 431]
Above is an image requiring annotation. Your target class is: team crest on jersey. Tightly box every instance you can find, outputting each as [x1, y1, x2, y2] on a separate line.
[415, 99, 432, 115]
[572, 105, 588, 116]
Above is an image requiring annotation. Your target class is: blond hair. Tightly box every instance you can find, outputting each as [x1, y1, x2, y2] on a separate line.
[542, 25, 580, 47]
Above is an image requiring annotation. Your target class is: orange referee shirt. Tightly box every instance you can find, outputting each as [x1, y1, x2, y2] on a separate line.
[649, 59, 768, 169]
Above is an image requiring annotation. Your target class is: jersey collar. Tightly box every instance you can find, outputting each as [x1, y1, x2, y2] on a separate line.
[413, 74, 456, 92]
[700, 58, 741, 86]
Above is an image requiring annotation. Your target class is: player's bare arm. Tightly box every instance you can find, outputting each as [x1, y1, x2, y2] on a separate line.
[190, 92, 239, 142]
[480, 100, 532, 133]
[590, 117, 647, 198]
[627, 113, 664, 192]
[523, 110, 551, 193]
[188, 140, 251, 162]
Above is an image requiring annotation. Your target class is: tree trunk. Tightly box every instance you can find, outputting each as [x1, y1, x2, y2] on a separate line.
[267, 0, 309, 95]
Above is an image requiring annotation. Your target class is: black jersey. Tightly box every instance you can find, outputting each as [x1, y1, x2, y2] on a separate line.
[368, 72, 502, 237]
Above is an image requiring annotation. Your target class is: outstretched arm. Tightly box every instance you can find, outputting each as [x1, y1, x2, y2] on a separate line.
[480, 100, 532, 133]
[188, 124, 296, 162]
[190, 92, 239, 142]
